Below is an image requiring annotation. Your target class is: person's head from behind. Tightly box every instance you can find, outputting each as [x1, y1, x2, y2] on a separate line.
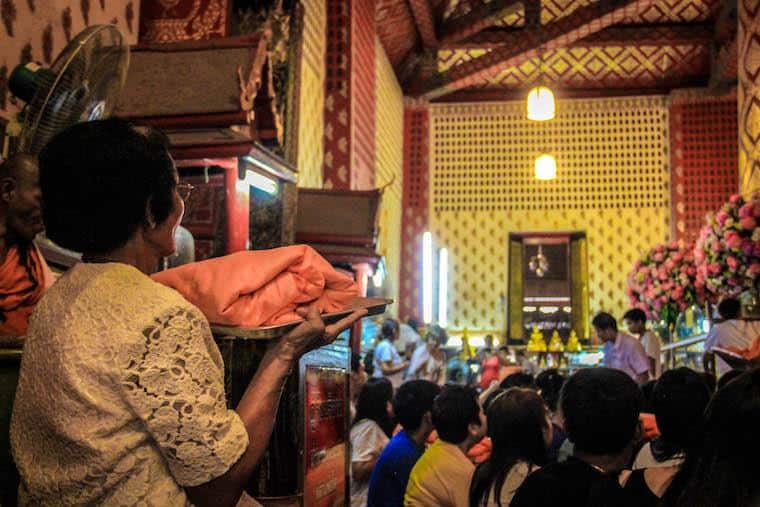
[536, 368, 566, 413]
[717, 298, 741, 320]
[592, 312, 619, 343]
[678, 368, 760, 506]
[381, 319, 400, 342]
[393, 380, 440, 436]
[432, 385, 485, 446]
[0, 153, 43, 244]
[425, 328, 446, 351]
[652, 368, 710, 454]
[39, 119, 183, 260]
[640, 379, 657, 413]
[500, 372, 536, 391]
[560, 368, 642, 458]
[354, 377, 394, 437]
[717, 368, 743, 390]
[623, 308, 647, 335]
[484, 334, 494, 350]
[351, 352, 364, 375]
[470, 388, 551, 506]
[407, 317, 419, 332]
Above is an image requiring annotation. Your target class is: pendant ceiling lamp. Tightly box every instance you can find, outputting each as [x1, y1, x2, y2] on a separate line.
[534, 153, 557, 180]
[526, 47, 555, 121]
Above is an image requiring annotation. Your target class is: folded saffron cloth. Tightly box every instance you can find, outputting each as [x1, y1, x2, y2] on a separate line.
[151, 245, 359, 328]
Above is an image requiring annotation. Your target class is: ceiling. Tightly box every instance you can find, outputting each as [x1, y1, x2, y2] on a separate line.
[375, 0, 737, 101]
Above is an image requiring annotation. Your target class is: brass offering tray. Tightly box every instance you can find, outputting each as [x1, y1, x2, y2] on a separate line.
[211, 297, 392, 340]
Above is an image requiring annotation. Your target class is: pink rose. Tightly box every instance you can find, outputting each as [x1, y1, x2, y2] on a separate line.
[672, 251, 684, 262]
[668, 240, 678, 249]
[740, 216, 757, 231]
[644, 288, 656, 300]
[707, 263, 722, 275]
[716, 211, 729, 227]
[727, 256, 739, 271]
[653, 299, 663, 311]
[749, 263, 760, 277]
[725, 231, 743, 250]
[742, 239, 755, 256]
[754, 202, 760, 218]
[672, 286, 684, 299]
[653, 252, 665, 262]
[658, 268, 668, 281]
[730, 194, 742, 204]
[740, 203, 754, 218]
[655, 244, 665, 253]
[694, 249, 705, 263]
[728, 277, 740, 287]
[711, 239, 722, 252]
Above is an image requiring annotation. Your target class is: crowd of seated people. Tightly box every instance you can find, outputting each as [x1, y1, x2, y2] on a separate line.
[349, 311, 760, 507]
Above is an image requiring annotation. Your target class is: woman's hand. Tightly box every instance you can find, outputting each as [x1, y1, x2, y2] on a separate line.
[272, 305, 367, 363]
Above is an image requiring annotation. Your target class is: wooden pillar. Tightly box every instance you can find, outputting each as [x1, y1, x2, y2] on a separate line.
[323, 0, 377, 190]
[738, 0, 760, 195]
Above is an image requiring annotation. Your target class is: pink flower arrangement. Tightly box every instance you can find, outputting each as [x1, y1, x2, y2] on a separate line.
[694, 192, 760, 300]
[627, 241, 699, 322]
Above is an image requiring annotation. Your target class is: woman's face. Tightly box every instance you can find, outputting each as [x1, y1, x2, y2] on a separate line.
[147, 170, 185, 258]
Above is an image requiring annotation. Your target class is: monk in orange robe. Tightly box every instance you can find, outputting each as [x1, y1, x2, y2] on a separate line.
[0, 154, 52, 339]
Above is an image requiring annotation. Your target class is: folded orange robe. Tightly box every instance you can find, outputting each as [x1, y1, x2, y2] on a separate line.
[151, 245, 358, 327]
[0, 244, 53, 337]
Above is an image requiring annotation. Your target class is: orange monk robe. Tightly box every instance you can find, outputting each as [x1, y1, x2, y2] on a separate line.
[151, 245, 358, 328]
[0, 244, 54, 337]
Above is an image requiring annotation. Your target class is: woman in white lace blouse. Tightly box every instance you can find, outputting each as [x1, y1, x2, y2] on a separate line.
[9, 119, 365, 506]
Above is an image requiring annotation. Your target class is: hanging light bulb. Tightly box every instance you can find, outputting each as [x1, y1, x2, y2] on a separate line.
[535, 154, 557, 180]
[526, 86, 556, 121]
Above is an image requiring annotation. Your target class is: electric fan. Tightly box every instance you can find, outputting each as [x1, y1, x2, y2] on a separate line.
[6, 24, 129, 156]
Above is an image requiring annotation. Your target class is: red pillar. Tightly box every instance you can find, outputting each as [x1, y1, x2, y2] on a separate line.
[398, 104, 430, 322]
[323, 0, 377, 190]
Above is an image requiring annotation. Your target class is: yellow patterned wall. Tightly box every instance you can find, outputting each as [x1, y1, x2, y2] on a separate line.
[296, 0, 326, 188]
[374, 38, 404, 311]
[429, 98, 672, 334]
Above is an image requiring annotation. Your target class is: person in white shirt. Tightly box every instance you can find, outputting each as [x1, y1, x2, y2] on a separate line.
[623, 309, 663, 379]
[373, 319, 409, 388]
[704, 298, 760, 376]
[350, 378, 394, 507]
[397, 318, 422, 359]
[407, 330, 447, 385]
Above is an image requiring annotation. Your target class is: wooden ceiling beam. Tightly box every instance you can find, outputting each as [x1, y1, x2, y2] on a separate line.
[444, 23, 714, 49]
[410, 0, 656, 99]
[438, 0, 539, 46]
[407, 0, 439, 47]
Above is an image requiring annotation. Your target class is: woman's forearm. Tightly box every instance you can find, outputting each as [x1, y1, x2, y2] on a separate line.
[186, 348, 293, 507]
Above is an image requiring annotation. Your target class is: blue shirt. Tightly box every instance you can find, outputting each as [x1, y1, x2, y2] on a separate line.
[367, 430, 424, 507]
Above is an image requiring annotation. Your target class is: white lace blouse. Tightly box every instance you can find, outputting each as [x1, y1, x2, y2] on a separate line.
[10, 263, 249, 505]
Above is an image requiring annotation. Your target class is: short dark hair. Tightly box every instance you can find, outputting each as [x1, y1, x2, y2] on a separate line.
[560, 368, 642, 455]
[717, 298, 741, 320]
[623, 309, 647, 323]
[592, 312, 618, 332]
[653, 368, 710, 452]
[381, 319, 399, 339]
[432, 385, 481, 444]
[407, 318, 419, 331]
[717, 368, 743, 390]
[500, 372, 537, 391]
[353, 377, 395, 437]
[393, 380, 441, 432]
[640, 379, 658, 413]
[536, 368, 566, 412]
[39, 118, 176, 254]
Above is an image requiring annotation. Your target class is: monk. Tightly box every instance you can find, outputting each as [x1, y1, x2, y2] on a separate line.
[0, 154, 52, 341]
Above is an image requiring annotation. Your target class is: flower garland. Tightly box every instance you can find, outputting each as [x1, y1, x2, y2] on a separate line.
[627, 241, 699, 324]
[694, 192, 760, 300]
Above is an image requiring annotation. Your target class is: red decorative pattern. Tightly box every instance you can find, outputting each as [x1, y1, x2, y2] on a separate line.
[399, 106, 430, 321]
[351, 0, 377, 190]
[323, 0, 352, 189]
[670, 93, 738, 244]
[376, 0, 418, 68]
[408, 0, 438, 47]
[138, 0, 228, 43]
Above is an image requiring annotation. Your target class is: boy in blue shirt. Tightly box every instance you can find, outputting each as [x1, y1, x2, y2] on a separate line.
[366, 380, 440, 507]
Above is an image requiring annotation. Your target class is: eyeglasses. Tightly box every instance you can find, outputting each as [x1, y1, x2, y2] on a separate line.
[176, 183, 194, 202]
